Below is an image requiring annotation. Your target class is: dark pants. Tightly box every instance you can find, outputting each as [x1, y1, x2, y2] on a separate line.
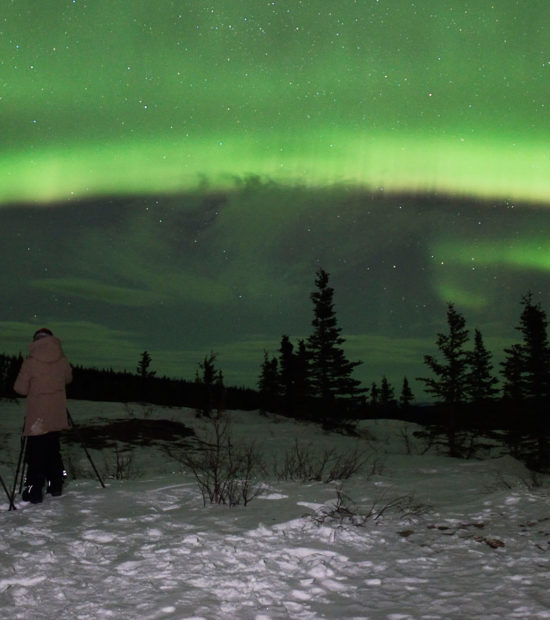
[25, 432, 64, 493]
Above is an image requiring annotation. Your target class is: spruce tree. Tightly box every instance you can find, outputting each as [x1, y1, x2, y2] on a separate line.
[196, 352, 224, 417]
[501, 344, 525, 402]
[137, 350, 155, 379]
[418, 303, 470, 457]
[307, 268, 365, 420]
[418, 303, 470, 406]
[507, 293, 550, 470]
[500, 342, 524, 458]
[258, 351, 279, 414]
[278, 335, 295, 416]
[466, 329, 499, 404]
[137, 350, 155, 402]
[370, 382, 379, 408]
[292, 339, 312, 418]
[399, 377, 414, 408]
[516, 292, 550, 400]
[501, 294, 550, 403]
[379, 376, 396, 409]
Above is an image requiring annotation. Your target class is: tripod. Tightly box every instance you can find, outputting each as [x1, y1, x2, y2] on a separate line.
[7, 410, 105, 510]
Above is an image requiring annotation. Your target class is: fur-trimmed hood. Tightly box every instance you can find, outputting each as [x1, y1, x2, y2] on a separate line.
[28, 335, 66, 364]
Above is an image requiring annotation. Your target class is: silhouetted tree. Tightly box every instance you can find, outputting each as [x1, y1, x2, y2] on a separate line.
[307, 268, 365, 422]
[278, 335, 295, 416]
[516, 293, 550, 401]
[137, 350, 156, 402]
[501, 344, 525, 403]
[293, 339, 312, 418]
[370, 382, 379, 408]
[418, 303, 470, 457]
[503, 293, 550, 470]
[418, 303, 470, 406]
[379, 376, 396, 409]
[137, 350, 155, 379]
[500, 342, 525, 458]
[258, 351, 279, 414]
[195, 352, 224, 417]
[399, 377, 414, 408]
[465, 329, 499, 404]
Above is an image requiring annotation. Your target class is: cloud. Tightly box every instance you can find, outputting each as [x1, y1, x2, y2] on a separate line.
[0, 322, 45, 353]
[31, 278, 161, 307]
[0, 320, 139, 369]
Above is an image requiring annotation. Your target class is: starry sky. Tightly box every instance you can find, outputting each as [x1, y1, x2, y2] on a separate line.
[2, 1, 550, 397]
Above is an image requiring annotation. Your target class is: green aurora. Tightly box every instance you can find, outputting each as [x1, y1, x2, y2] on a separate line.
[2, 1, 550, 395]
[2, 1, 550, 203]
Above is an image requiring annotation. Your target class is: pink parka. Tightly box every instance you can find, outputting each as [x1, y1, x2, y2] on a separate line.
[13, 335, 72, 436]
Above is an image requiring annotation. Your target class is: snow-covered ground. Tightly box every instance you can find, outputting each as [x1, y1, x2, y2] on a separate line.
[1, 399, 550, 619]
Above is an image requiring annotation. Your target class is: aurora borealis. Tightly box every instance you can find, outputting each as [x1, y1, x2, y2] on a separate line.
[2, 1, 550, 395]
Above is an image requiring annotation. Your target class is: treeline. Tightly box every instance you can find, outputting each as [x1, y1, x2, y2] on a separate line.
[0, 352, 258, 411]
[0, 353, 23, 398]
[3, 267, 550, 471]
[256, 270, 550, 471]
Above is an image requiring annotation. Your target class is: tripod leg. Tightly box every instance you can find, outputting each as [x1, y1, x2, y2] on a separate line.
[1, 473, 17, 511]
[9, 434, 26, 511]
[67, 410, 106, 489]
[19, 458, 27, 494]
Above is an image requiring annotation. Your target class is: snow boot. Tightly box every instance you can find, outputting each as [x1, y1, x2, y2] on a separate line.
[46, 480, 62, 497]
[22, 484, 43, 504]
[46, 468, 67, 497]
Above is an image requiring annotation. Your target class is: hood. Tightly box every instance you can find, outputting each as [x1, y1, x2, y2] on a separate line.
[29, 336, 65, 363]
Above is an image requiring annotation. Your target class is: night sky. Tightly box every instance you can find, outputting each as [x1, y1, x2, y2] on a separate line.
[2, 1, 550, 396]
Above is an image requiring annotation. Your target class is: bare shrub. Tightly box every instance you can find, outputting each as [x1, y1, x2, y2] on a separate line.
[104, 446, 140, 480]
[403, 427, 438, 455]
[399, 424, 436, 455]
[164, 412, 264, 507]
[273, 440, 372, 483]
[311, 487, 430, 527]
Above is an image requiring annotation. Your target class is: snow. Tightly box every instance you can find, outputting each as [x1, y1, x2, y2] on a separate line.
[2, 400, 550, 619]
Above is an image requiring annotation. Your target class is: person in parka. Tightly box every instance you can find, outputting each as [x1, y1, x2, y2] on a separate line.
[14, 328, 72, 504]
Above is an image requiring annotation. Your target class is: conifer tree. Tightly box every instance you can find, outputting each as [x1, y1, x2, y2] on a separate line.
[292, 339, 312, 417]
[418, 303, 470, 406]
[500, 342, 525, 458]
[505, 293, 550, 470]
[307, 268, 365, 419]
[370, 382, 379, 408]
[501, 344, 525, 402]
[399, 377, 414, 408]
[466, 329, 499, 404]
[278, 335, 295, 416]
[418, 303, 470, 457]
[137, 350, 155, 402]
[137, 350, 155, 379]
[379, 376, 396, 409]
[258, 351, 279, 414]
[516, 292, 550, 400]
[196, 352, 224, 417]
